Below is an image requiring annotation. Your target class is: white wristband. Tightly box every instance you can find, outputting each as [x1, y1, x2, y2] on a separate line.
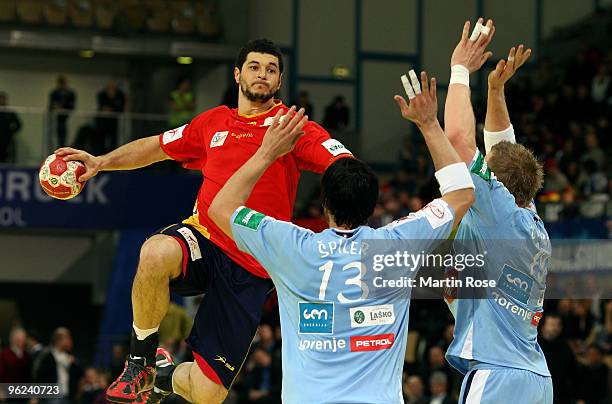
[435, 162, 475, 195]
[450, 65, 469, 87]
[484, 124, 516, 154]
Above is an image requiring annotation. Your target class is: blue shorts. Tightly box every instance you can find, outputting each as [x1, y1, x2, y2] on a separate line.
[154, 223, 273, 390]
[459, 365, 553, 404]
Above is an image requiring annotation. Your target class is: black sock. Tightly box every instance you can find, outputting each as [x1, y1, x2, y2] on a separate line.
[130, 330, 158, 366]
[155, 364, 176, 392]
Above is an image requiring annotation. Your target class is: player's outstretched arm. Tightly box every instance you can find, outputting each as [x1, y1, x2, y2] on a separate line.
[209, 107, 307, 238]
[54, 135, 170, 182]
[445, 18, 495, 165]
[484, 45, 531, 153]
[395, 70, 475, 225]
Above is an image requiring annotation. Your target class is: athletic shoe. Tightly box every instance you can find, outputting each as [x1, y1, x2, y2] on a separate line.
[106, 355, 156, 403]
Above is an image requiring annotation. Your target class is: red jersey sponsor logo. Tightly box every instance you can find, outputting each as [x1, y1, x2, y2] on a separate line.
[350, 334, 395, 352]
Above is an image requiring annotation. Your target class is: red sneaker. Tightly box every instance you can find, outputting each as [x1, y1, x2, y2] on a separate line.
[106, 356, 156, 403]
[134, 348, 175, 404]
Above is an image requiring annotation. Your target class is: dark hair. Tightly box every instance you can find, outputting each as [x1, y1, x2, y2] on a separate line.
[321, 158, 378, 229]
[235, 38, 284, 73]
[487, 141, 544, 207]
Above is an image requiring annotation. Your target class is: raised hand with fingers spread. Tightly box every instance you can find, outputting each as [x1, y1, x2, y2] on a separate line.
[450, 18, 496, 75]
[488, 44, 532, 90]
[259, 106, 308, 162]
[394, 70, 438, 129]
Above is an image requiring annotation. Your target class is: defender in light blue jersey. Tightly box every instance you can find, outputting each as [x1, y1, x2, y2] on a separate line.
[444, 20, 552, 404]
[208, 72, 476, 404]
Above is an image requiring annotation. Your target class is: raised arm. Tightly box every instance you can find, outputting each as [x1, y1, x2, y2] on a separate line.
[394, 71, 475, 226]
[484, 45, 531, 153]
[208, 107, 307, 238]
[444, 18, 495, 164]
[54, 135, 170, 181]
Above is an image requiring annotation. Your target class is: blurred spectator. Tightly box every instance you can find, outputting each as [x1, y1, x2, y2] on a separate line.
[0, 92, 22, 163]
[293, 201, 327, 232]
[580, 131, 605, 170]
[428, 371, 455, 404]
[322, 95, 349, 130]
[110, 343, 127, 380]
[32, 327, 82, 403]
[542, 159, 569, 195]
[578, 160, 608, 198]
[295, 90, 314, 119]
[538, 313, 577, 404]
[48, 75, 76, 148]
[403, 373, 428, 404]
[77, 367, 105, 404]
[419, 346, 456, 396]
[592, 64, 611, 105]
[169, 77, 195, 128]
[26, 330, 43, 363]
[559, 187, 580, 220]
[96, 78, 126, 154]
[0, 327, 31, 383]
[576, 344, 609, 404]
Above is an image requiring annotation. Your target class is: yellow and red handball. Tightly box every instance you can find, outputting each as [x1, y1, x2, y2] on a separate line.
[38, 154, 87, 200]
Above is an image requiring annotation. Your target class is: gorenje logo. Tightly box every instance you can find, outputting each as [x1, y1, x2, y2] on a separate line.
[350, 334, 395, 352]
[299, 302, 334, 334]
[298, 337, 346, 352]
[349, 304, 395, 328]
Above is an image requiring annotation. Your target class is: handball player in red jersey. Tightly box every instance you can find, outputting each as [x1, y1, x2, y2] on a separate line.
[56, 38, 352, 403]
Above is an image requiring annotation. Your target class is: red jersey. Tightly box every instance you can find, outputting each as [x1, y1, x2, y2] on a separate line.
[159, 102, 352, 278]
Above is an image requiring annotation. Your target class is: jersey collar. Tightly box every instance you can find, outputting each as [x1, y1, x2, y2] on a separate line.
[234, 101, 284, 122]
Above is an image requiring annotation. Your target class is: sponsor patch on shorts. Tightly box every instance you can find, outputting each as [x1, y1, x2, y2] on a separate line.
[176, 226, 202, 261]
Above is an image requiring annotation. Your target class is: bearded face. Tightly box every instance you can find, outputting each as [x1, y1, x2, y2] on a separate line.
[235, 52, 282, 104]
[239, 74, 276, 103]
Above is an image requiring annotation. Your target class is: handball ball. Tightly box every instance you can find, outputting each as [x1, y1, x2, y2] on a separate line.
[39, 154, 87, 200]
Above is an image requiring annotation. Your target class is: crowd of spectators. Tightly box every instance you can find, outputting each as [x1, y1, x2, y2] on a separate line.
[294, 45, 610, 232]
[2, 295, 608, 404]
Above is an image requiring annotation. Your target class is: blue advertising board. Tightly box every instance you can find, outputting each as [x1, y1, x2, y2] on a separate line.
[0, 166, 201, 229]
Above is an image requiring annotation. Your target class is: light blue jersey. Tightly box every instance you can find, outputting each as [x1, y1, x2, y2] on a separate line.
[230, 199, 455, 404]
[446, 150, 551, 378]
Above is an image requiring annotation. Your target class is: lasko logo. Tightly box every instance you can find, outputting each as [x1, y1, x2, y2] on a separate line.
[497, 265, 534, 305]
[350, 334, 395, 352]
[299, 302, 334, 334]
[162, 124, 187, 145]
[210, 131, 229, 148]
[349, 304, 395, 328]
[322, 139, 352, 157]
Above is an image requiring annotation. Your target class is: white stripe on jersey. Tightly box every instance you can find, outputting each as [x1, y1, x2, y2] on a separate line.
[460, 321, 474, 359]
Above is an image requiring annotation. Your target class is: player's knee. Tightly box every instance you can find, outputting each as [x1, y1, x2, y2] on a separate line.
[138, 235, 183, 279]
[189, 363, 228, 404]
